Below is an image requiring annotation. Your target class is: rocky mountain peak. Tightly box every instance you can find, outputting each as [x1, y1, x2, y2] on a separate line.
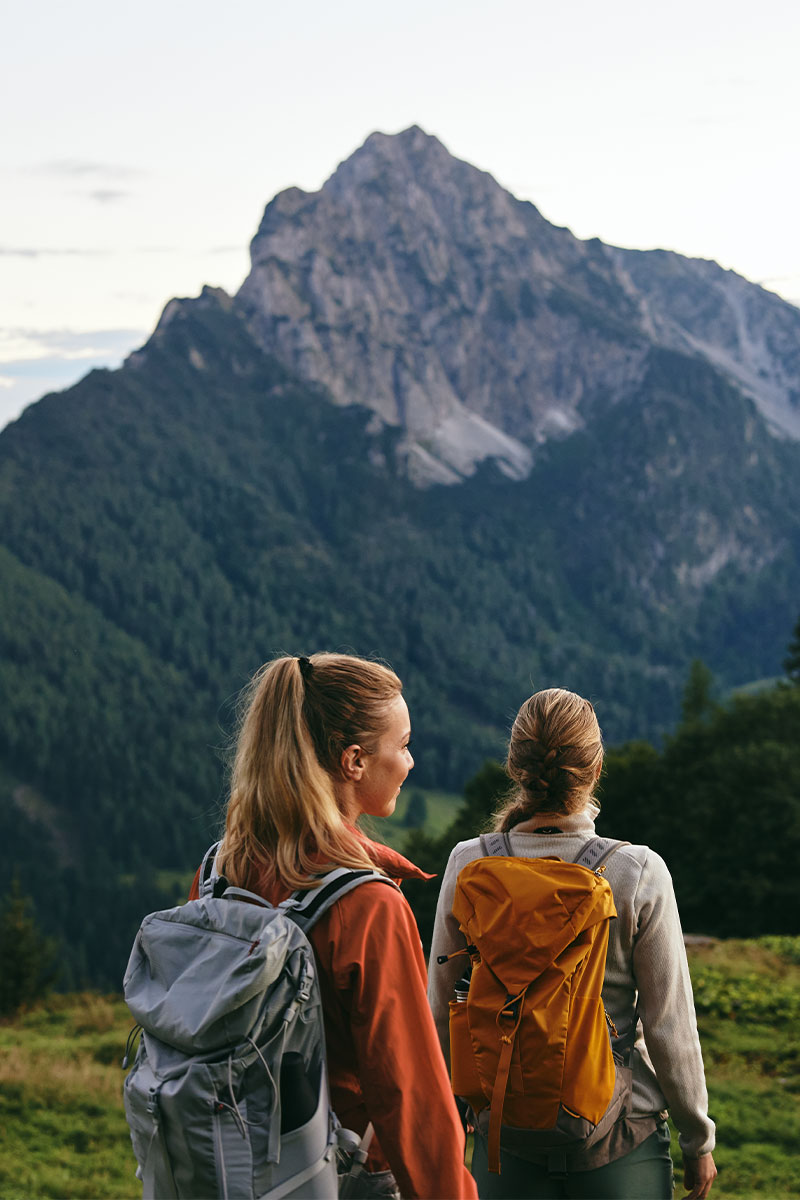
[324, 125, 452, 190]
[236, 127, 800, 485]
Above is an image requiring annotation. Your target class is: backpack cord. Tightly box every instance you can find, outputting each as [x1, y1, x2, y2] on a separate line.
[488, 986, 527, 1175]
[245, 1034, 276, 1091]
[209, 1035, 283, 1166]
[223, 1054, 248, 1139]
[121, 1023, 142, 1069]
[245, 1031, 283, 1161]
[218, 1043, 280, 1138]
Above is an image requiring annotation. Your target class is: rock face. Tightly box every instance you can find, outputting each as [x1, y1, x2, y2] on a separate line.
[236, 126, 800, 484]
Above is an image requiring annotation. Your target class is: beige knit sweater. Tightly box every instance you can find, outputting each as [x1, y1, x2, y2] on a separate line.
[427, 805, 716, 1158]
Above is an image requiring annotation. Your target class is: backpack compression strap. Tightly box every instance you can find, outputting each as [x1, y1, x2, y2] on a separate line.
[280, 867, 400, 935]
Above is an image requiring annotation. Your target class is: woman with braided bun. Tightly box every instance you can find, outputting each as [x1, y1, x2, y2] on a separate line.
[189, 652, 477, 1200]
[428, 687, 716, 1200]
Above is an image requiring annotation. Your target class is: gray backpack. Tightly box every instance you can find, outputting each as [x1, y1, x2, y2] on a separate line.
[122, 844, 396, 1199]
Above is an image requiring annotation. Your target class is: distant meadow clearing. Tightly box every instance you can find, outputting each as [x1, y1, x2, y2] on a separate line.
[0, 936, 798, 1199]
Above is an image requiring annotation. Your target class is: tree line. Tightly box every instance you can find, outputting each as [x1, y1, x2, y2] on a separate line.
[4, 620, 799, 1014]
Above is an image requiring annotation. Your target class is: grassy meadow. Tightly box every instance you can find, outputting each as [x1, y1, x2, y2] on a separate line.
[676, 936, 800, 1198]
[0, 993, 137, 1199]
[377, 786, 462, 849]
[0, 938, 798, 1199]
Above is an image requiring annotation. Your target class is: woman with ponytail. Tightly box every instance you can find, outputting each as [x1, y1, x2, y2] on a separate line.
[189, 652, 476, 1200]
[428, 687, 716, 1200]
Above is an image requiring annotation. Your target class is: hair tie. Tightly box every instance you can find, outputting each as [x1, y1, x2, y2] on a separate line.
[297, 655, 313, 680]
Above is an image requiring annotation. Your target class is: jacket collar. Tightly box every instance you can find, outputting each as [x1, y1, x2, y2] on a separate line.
[355, 829, 434, 882]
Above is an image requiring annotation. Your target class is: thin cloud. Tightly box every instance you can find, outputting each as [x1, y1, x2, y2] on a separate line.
[0, 327, 147, 368]
[0, 246, 109, 258]
[28, 160, 144, 179]
[85, 188, 130, 204]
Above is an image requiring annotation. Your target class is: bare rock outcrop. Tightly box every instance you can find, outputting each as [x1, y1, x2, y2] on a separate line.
[236, 126, 800, 483]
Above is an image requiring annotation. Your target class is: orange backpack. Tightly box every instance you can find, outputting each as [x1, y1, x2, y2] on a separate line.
[444, 834, 631, 1175]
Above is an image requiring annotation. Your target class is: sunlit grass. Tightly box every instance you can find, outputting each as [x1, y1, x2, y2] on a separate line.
[0, 940, 797, 1198]
[672, 937, 800, 1199]
[0, 993, 137, 1199]
[375, 787, 462, 848]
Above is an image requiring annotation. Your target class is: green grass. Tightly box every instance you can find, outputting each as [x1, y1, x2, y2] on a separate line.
[0, 939, 797, 1198]
[0, 994, 137, 1198]
[370, 786, 462, 849]
[673, 936, 800, 1198]
[728, 675, 782, 698]
[116, 868, 196, 896]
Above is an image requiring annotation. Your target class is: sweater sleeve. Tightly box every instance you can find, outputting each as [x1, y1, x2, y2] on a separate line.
[328, 882, 477, 1200]
[632, 850, 716, 1157]
[427, 846, 470, 1068]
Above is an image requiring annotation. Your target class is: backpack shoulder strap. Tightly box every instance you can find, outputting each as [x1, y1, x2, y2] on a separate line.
[198, 840, 222, 898]
[219, 886, 272, 908]
[280, 867, 400, 935]
[479, 831, 513, 857]
[574, 836, 639, 1056]
[572, 836, 629, 873]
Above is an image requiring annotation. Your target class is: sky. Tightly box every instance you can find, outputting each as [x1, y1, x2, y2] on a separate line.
[2, 0, 799, 431]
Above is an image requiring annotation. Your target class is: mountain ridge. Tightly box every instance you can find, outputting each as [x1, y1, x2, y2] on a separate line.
[234, 125, 800, 484]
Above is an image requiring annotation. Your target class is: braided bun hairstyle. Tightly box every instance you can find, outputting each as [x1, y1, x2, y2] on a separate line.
[493, 687, 603, 831]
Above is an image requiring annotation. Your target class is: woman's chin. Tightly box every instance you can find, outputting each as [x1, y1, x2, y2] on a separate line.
[358, 793, 400, 821]
[382, 796, 399, 818]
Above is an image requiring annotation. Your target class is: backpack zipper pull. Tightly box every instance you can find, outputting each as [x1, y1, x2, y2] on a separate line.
[436, 943, 477, 965]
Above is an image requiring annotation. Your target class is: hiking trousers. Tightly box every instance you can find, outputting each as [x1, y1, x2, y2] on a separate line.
[471, 1120, 674, 1199]
[338, 1167, 400, 1198]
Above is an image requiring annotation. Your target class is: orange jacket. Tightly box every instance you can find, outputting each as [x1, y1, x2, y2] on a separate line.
[190, 837, 476, 1200]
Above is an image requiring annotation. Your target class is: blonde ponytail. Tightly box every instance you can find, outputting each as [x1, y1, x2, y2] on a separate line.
[218, 653, 402, 889]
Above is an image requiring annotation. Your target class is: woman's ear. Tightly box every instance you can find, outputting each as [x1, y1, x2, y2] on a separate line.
[340, 744, 365, 781]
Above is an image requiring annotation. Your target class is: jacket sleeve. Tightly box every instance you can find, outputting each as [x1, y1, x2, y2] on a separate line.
[632, 850, 716, 1157]
[326, 882, 477, 1200]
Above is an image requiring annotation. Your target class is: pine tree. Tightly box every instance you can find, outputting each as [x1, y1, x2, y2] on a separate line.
[680, 659, 715, 726]
[784, 615, 800, 685]
[0, 880, 58, 1017]
[402, 789, 428, 828]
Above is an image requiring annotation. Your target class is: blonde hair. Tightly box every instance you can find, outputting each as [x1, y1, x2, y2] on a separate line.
[218, 653, 403, 890]
[493, 687, 603, 831]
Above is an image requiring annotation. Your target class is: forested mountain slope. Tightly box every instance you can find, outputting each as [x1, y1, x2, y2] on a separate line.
[2, 130, 800, 985]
